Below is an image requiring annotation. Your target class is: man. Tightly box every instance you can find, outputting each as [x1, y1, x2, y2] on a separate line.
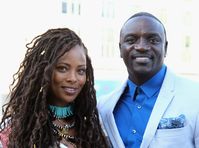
[98, 12, 199, 148]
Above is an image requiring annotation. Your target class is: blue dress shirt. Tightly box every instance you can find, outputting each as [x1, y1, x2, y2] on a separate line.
[114, 65, 167, 148]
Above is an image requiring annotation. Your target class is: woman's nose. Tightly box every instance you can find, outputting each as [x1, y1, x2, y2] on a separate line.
[66, 71, 77, 83]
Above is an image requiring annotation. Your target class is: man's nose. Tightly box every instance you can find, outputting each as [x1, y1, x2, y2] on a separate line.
[134, 38, 150, 51]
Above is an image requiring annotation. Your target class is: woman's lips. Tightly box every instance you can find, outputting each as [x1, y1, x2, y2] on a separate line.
[62, 87, 78, 95]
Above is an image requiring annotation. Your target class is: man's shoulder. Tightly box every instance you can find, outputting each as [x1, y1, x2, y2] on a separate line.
[174, 73, 199, 87]
[165, 68, 199, 86]
[165, 70, 199, 96]
[97, 80, 128, 110]
[97, 89, 117, 109]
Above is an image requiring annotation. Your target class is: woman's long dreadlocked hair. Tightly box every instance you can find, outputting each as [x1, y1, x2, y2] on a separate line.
[0, 28, 109, 148]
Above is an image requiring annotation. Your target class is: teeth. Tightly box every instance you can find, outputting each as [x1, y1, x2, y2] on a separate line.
[64, 87, 76, 93]
[135, 57, 150, 63]
[136, 57, 149, 59]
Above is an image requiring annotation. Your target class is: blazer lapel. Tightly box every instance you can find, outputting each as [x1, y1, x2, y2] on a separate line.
[104, 80, 127, 148]
[140, 70, 176, 148]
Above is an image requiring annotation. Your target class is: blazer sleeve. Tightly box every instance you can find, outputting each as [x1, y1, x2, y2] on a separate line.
[195, 112, 199, 148]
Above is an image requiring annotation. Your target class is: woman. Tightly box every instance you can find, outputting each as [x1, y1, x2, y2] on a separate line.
[0, 28, 110, 148]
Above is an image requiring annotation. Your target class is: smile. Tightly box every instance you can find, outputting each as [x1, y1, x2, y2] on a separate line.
[134, 57, 151, 63]
[62, 87, 78, 95]
[131, 54, 153, 63]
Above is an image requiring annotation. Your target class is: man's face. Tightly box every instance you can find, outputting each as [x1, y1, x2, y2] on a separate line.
[119, 16, 167, 83]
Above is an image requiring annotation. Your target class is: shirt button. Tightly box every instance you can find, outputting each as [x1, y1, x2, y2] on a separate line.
[137, 104, 142, 109]
[132, 129, 136, 134]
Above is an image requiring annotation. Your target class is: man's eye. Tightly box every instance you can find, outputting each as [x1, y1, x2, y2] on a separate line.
[125, 37, 137, 44]
[149, 37, 160, 44]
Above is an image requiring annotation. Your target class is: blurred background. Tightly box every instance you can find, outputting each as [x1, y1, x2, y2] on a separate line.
[1, 0, 199, 116]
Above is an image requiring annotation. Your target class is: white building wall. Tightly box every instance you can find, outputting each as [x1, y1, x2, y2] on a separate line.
[1, 0, 199, 115]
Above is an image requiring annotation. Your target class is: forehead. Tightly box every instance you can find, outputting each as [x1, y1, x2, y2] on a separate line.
[58, 45, 86, 62]
[121, 16, 165, 38]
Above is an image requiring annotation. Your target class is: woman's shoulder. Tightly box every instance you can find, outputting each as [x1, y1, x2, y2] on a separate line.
[0, 126, 11, 148]
[0, 118, 12, 148]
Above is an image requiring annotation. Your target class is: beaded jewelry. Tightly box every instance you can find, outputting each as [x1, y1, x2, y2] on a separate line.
[49, 104, 77, 147]
[49, 104, 74, 119]
[52, 124, 77, 147]
[53, 120, 75, 135]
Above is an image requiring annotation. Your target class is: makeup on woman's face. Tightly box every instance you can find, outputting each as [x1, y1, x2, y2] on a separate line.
[50, 45, 87, 106]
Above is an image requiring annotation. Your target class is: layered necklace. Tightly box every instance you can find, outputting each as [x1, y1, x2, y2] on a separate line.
[49, 104, 77, 147]
[53, 119, 75, 139]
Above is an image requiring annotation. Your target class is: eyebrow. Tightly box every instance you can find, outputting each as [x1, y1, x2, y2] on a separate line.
[123, 33, 137, 38]
[57, 62, 86, 67]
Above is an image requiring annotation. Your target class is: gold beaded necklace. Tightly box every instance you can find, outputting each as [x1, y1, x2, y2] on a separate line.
[53, 120, 75, 135]
[52, 120, 77, 147]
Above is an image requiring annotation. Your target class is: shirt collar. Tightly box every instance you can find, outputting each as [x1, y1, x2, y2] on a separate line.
[127, 65, 167, 98]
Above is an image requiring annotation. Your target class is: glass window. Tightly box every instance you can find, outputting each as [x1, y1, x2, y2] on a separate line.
[62, 1, 67, 14]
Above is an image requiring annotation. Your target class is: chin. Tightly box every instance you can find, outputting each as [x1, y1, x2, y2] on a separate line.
[134, 65, 150, 71]
[64, 98, 76, 103]
[58, 97, 76, 105]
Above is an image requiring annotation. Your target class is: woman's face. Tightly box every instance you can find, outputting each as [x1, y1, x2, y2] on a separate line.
[50, 45, 87, 106]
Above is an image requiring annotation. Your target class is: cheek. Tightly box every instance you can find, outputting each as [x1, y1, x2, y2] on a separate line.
[120, 49, 127, 60]
[121, 45, 132, 57]
[157, 49, 165, 60]
[51, 72, 63, 87]
[79, 76, 86, 87]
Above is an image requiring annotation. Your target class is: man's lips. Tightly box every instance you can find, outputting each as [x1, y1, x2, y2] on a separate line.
[131, 54, 152, 59]
[131, 54, 153, 63]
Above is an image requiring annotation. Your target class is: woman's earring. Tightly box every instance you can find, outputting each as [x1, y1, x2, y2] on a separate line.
[84, 116, 87, 121]
[39, 86, 43, 93]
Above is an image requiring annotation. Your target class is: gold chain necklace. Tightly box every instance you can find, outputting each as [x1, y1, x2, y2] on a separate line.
[53, 120, 75, 135]
[52, 120, 77, 144]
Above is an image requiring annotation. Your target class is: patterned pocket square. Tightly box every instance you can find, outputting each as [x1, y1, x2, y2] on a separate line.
[158, 114, 185, 129]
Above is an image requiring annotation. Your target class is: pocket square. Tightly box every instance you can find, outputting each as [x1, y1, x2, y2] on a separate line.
[157, 114, 185, 129]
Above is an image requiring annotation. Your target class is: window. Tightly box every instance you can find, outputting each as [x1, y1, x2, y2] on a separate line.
[61, 0, 81, 15]
[101, 0, 115, 18]
[62, 1, 67, 14]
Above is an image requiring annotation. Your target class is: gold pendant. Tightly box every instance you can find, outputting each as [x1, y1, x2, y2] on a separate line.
[61, 127, 69, 135]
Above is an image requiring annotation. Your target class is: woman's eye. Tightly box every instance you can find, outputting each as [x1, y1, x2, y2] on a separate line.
[57, 66, 68, 72]
[78, 69, 86, 75]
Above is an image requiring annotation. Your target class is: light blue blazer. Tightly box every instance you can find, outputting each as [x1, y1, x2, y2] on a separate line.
[98, 69, 199, 148]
